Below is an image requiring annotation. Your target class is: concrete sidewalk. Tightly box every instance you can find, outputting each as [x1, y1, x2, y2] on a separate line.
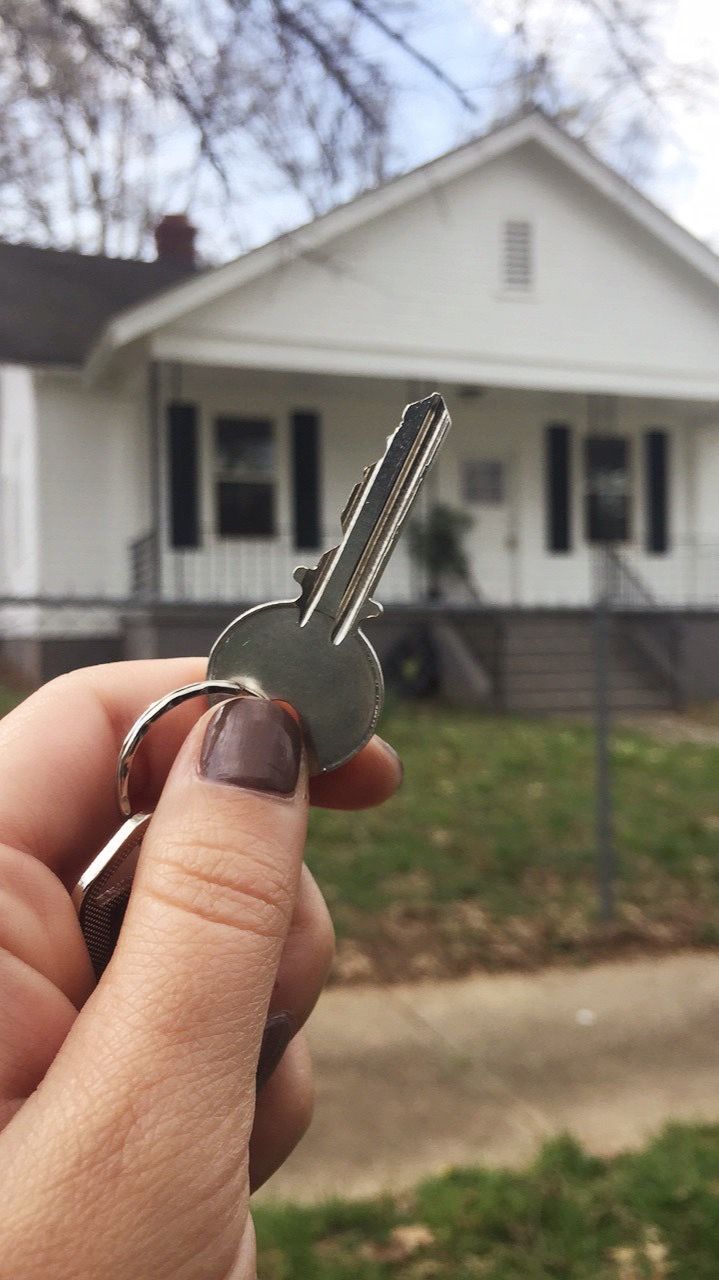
[258, 952, 719, 1203]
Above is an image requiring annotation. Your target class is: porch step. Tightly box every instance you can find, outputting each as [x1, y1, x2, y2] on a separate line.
[509, 653, 599, 675]
[512, 687, 674, 713]
[501, 627, 591, 655]
[481, 612, 674, 714]
[507, 669, 668, 693]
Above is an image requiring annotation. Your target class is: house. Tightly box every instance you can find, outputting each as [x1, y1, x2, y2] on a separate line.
[3, 109, 719, 709]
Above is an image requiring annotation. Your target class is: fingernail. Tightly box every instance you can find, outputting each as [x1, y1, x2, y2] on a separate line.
[200, 698, 302, 794]
[379, 737, 404, 787]
[256, 1011, 296, 1091]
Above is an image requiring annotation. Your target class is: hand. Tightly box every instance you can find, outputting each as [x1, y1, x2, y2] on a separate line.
[0, 658, 401, 1279]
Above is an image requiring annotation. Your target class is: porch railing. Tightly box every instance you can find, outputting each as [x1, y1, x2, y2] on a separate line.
[130, 531, 160, 597]
[593, 545, 685, 706]
[128, 526, 425, 606]
[127, 532, 719, 611]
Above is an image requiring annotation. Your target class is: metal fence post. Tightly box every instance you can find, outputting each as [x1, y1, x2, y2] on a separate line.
[593, 569, 616, 923]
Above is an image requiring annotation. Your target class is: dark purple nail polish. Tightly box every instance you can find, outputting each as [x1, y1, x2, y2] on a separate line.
[200, 699, 302, 794]
[256, 1011, 296, 1091]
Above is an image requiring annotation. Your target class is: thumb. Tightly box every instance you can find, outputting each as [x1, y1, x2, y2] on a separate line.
[101, 693, 307, 1101]
[8, 696, 307, 1278]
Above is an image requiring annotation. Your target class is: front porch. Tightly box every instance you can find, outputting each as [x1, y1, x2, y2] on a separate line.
[129, 363, 719, 611]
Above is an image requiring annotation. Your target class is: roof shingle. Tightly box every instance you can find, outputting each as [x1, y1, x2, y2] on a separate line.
[0, 241, 197, 366]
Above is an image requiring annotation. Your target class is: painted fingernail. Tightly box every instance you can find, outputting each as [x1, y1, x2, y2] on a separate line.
[378, 737, 404, 786]
[200, 698, 302, 794]
[256, 1011, 296, 1091]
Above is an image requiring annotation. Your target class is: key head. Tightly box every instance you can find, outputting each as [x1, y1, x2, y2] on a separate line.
[207, 601, 383, 774]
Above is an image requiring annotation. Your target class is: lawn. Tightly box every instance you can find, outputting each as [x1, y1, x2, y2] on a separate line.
[0, 686, 25, 717]
[306, 705, 719, 981]
[3, 684, 719, 979]
[255, 1123, 719, 1279]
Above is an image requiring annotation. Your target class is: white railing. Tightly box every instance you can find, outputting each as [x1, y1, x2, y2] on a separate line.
[147, 528, 425, 605]
[129, 532, 719, 610]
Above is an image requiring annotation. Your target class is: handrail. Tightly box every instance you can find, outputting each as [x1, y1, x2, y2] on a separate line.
[595, 545, 660, 609]
[594, 546, 684, 706]
[129, 531, 159, 596]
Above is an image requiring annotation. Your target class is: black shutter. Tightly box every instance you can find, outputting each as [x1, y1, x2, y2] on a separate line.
[645, 429, 669, 554]
[291, 410, 321, 549]
[545, 424, 572, 552]
[167, 402, 199, 548]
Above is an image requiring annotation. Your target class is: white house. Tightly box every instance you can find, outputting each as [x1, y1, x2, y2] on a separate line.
[3, 109, 719, 706]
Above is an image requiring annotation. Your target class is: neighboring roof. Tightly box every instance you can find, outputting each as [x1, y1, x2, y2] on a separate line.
[0, 241, 196, 365]
[86, 109, 719, 380]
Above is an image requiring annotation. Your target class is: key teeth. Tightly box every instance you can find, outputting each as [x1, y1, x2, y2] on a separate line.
[295, 562, 382, 624]
[362, 597, 383, 621]
[295, 548, 336, 612]
[341, 463, 376, 531]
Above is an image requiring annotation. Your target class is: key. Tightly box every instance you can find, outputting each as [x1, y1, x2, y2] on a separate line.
[73, 813, 152, 977]
[75, 394, 451, 977]
[207, 392, 452, 773]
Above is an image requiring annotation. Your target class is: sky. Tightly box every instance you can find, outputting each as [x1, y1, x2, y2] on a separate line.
[28, 0, 715, 260]
[387, 0, 719, 249]
[657, 0, 719, 243]
[223, 0, 719, 259]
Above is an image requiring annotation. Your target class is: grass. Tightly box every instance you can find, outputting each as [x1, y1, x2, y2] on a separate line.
[3, 682, 719, 978]
[254, 1123, 719, 1278]
[0, 686, 25, 717]
[306, 705, 719, 980]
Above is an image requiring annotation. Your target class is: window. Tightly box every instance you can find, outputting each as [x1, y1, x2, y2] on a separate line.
[585, 436, 631, 543]
[214, 417, 275, 536]
[461, 458, 505, 504]
[503, 219, 533, 291]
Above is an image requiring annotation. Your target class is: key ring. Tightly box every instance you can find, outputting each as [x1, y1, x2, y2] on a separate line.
[116, 680, 250, 817]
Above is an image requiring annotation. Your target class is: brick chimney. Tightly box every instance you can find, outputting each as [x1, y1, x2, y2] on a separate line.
[154, 213, 197, 267]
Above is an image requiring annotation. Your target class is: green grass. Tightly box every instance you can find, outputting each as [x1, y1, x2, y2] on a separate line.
[306, 706, 719, 979]
[0, 686, 25, 717]
[4, 685, 719, 977]
[255, 1124, 719, 1278]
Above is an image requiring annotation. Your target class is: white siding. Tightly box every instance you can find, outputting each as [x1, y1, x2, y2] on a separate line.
[158, 367, 711, 608]
[158, 366, 421, 602]
[33, 372, 149, 596]
[156, 141, 719, 400]
[0, 365, 40, 594]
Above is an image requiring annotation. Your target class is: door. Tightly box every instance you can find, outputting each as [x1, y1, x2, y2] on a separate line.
[459, 455, 514, 602]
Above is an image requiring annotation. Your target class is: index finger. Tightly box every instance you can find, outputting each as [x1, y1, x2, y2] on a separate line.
[0, 659, 401, 883]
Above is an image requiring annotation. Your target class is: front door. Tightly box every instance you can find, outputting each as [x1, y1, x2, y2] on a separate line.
[460, 455, 514, 602]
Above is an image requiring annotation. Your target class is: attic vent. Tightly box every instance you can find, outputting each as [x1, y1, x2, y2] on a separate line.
[503, 219, 533, 291]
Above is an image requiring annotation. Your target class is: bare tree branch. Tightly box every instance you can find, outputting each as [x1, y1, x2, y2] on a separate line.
[347, 0, 477, 112]
[0, 0, 714, 256]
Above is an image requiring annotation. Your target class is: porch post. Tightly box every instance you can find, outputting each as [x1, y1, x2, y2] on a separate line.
[147, 359, 163, 597]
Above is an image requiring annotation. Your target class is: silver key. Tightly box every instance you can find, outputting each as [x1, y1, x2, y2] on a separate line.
[207, 392, 452, 772]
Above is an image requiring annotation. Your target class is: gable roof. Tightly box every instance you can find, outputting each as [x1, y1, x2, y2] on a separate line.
[0, 241, 195, 366]
[86, 109, 719, 380]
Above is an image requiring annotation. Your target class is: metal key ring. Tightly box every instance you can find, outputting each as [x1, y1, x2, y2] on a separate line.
[116, 680, 252, 817]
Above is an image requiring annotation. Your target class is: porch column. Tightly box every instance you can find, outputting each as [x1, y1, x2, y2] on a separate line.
[144, 358, 163, 597]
